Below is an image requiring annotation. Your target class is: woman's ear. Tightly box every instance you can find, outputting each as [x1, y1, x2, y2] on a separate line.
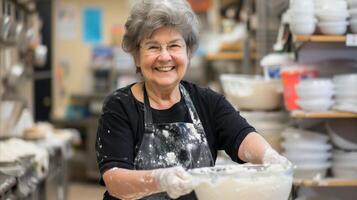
[133, 53, 140, 66]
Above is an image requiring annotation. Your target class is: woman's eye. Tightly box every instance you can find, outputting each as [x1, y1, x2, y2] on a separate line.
[170, 44, 181, 48]
[148, 46, 159, 50]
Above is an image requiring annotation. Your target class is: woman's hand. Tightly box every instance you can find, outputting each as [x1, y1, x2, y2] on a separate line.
[262, 147, 292, 167]
[152, 166, 193, 199]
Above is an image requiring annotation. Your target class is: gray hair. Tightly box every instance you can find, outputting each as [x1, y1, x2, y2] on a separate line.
[122, 0, 199, 58]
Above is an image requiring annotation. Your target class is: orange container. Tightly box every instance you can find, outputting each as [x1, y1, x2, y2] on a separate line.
[281, 67, 318, 110]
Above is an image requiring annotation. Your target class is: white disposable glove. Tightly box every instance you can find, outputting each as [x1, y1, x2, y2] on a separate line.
[262, 147, 292, 167]
[152, 166, 193, 199]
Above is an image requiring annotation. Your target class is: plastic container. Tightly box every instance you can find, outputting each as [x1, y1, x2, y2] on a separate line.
[280, 67, 318, 110]
[189, 165, 293, 200]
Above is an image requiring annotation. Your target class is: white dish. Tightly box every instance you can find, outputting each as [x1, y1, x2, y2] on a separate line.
[347, 0, 357, 8]
[282, 128, 329, 143]
[318, 21, 348, 35]
[298, 99, 334, 112]
[284, 153, 330, 163]
[350, 8, 357, 18]
[296, 78, 334, 90]
[290, 21, 316, 35]
[282, 141, 332, 151]
[316, 10, 349, 21]
[333, 73, 357, 84]
[326, 119, 357, 150]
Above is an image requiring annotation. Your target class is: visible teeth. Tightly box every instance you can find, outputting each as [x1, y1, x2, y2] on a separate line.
[156, 66, 174, 72]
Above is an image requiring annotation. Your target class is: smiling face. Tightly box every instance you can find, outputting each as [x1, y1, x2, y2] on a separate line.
[136, 27, 189, 90]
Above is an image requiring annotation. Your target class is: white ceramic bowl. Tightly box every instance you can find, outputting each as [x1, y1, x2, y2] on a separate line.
[290, 21, 316, 35]
[333, 73, 357, 84]
[333, 150, 357, 162]
[350, 8, 357, 18]
[298, 99, 334, 112]
[282, 141, 332, 151]
[318, 21, 348, 34]
[190, 165, 293, 200]
[326, 119, 357, 150]
[335, 90, 357, 99]
[296, 88, 334, 100]
[327, 119, 357, 149]
[297, 78, 334, 90]
[335, 97, 357, 105]
[282, 128, 330, 143]
[347, 0, 357, 8]
[315, 10, 349, 21]
[284, 152, 330, 164]
[315, 1, 348, 10]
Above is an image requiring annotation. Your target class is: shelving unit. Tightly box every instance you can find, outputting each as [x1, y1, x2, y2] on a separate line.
[206, 51, 257, 61]
[293, 35, 346, 43]
[291, 110, 357, 119]
[289, 30, 357, 199]
[294, 179, 357, 187]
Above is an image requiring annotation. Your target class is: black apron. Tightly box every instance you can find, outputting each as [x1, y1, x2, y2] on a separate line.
[134, 84, 214, 200]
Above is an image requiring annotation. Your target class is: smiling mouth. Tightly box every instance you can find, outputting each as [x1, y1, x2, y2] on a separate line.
[155, 66, 175, 72]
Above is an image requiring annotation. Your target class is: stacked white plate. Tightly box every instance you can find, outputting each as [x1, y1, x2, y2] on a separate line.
[326, 119, 357, 150]
[332, 150, 357, 178]
[289, 0, 316, 35]
[282, 128, 332, 179]
[332, 74, 357, 113]
[240, 111, 288, 152]
[315, 0, 349, 34]
[347, 0, 357, 32]
[296, 79, 334, 112]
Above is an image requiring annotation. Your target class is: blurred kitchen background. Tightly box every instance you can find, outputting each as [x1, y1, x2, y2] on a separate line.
[1, 0, 357, 200]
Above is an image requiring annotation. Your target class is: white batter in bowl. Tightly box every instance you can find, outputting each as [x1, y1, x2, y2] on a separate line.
[189, 164, 293, 200]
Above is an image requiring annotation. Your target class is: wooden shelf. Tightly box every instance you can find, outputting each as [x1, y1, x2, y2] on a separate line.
[206, 52, 257, 61]
[294, 178, 357, 187]
[291, 110, 357, 119]
[294, 35, 346, 43]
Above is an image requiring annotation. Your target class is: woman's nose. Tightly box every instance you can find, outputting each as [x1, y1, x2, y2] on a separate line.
[157, 48, 172, 61]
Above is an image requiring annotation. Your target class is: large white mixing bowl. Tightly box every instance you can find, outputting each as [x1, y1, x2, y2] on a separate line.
[189, 164, 293, 200]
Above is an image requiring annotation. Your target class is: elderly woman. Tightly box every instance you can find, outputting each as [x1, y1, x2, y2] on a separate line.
[96, 0, 290, 199]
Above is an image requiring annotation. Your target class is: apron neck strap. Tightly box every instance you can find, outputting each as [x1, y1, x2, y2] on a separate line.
[143, 83, 204, 131]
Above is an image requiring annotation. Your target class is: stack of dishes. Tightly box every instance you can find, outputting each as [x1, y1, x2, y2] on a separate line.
[348, 0, 357, 32]
[240, 111, 288, 152]
[315, 0, 349, 34]
[289, 0, 316, 35]
[282, 128, 332, 179]
[326, 119, 357, 178]
[332, 74, 357, 113]
[332, 150, 357, 179]
[296, 79, 334, 112]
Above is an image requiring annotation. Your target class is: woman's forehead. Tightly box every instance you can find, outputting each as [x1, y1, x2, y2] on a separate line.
[142, 27, 184, 42]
